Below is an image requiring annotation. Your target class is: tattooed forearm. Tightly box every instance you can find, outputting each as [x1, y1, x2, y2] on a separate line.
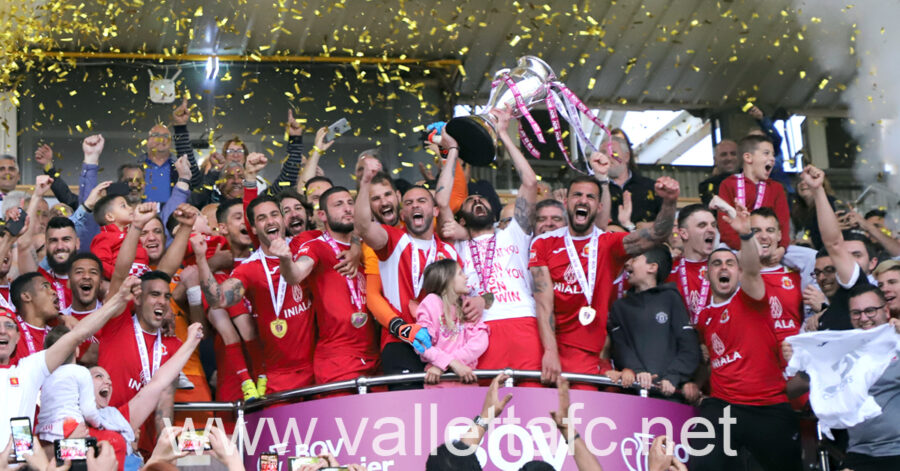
[513, 195, 534, 233]
[622, 199, 676, 255]
[222, 279, 244, 308]
[200, 273, 221, 308]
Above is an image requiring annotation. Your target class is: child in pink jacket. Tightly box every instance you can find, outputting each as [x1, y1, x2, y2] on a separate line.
[416, 259, 489, 387]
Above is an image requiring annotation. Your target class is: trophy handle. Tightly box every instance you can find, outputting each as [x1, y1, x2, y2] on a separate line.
[493, 68, 511, 81]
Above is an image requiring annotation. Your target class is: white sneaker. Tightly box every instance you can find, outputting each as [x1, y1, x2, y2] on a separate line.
[176, 372, 195, 390]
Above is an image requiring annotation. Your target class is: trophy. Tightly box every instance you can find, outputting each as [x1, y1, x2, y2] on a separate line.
[445, 56, 556, 166]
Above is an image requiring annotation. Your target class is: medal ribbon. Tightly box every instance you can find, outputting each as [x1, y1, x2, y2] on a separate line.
[132, 315, 161, 385]
[468, 234, 497, 295]
[321, 233, 365, 311]
[563, 228, 599, 305]
[259, 247, 288, 319]
[410, 237, 437, 297]
[678, 258, 710, 322]
[735, 174, 767, 210]
[15, 315, 38, 355]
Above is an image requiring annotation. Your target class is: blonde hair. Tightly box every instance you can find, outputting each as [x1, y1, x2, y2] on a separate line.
[420, 259, 463, 332]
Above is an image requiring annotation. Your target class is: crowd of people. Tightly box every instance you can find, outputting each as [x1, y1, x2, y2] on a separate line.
[0, 94, 898, 471]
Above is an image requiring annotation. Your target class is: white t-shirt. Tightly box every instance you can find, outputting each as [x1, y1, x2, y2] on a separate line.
[455, 219, 535, 322]
[36, 363, 102, 440]
[0, 351, 50, 449]
[786, 324, 900, 438]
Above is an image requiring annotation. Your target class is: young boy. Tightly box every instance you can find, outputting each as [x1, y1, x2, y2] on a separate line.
[716, 134, 791, 250]
[89, 195, 150, 279]
[607, 246, 701, 396]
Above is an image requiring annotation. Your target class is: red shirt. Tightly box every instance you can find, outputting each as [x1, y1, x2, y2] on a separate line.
[695, 288, 787, 405]
[667, 257, 711, 324]
[717, 174, 790, 249]
[183, 234, 228, 266]
[10, 319, 49, 365]
[0, 284, 13, 312]
[90, 225, 150, 279]
[295, 235, 379, 359]
[61, 301, 101, 361]
[230, 249, 315, 376]
[95, 311, 182, 407]
[528, 227, 629, 354]
[761, 266, 802, 344]
[38, 267, 72, 311]
[373, 224, 459, 349]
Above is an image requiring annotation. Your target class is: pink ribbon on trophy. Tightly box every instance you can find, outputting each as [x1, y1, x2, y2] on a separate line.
[499, 74, 546, 158]
[550, 81, 616, 162]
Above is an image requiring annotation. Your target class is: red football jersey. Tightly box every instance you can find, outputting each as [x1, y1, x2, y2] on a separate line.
[90, 225, 150, 280]
[373, 224, 459, 349]
[230, 249, 315, 381]
[528, 228, 629, 354]
[10, 319, 49, 365]
[295, 235, 379, 359]
[717, 175, 791, 250]
[96, 311, 182, 408]
[61, 301, 101, 361]
[695, 288, 787, 406]
[761, 266, 803, 344]
[667, 257, 711, 324]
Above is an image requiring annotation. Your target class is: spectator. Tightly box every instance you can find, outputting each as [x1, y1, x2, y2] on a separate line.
[608, 246, 700, 397]
[0, 154, 20, 198]
[141, 98, 201, 203]
[790, 173, 837, 249]
[873, 260, 900, 318]
[697, 139, 739, 206]
[717, 134, 791, 250]
[534, 199, 566, 236]
[803, 166, 877, 331]
[416, 259, 489, 387]
[784, 285, 900, 471]
[605, 129, 662, 225]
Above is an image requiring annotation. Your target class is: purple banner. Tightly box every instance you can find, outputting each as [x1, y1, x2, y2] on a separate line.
[239, 387, 697, 470]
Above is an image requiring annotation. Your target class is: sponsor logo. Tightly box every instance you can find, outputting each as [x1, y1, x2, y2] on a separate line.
[770, 297, 783, 319]
[711, 333, 725, 356]
[292, 285, 304, 303]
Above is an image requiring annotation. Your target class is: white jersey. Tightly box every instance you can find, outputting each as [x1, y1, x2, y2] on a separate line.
[0, 351, 50, 449]
[786, 324, 900, 438]
[37, 363, 103, 440]
[455, 219, 535, 322]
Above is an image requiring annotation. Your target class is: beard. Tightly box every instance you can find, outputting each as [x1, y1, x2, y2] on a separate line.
[47, 250, 76, 274]
[566, 208, 597, 234]
[327, 216, 354, 234]
[460, 209, 494, 231]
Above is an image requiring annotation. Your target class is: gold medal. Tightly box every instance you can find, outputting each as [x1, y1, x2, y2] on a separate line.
[351, 312, 368, 328]
[578, 306, 596, 326]
[270, 319, 288, 338]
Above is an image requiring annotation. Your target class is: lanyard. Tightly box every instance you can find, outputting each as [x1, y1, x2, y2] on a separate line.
[321, 233, 365, 311]
[258, 248, 287, 318]
[678, 258, 710, 322]
[132, 315, 161, 385]
[468, 234, 497, 295]
[410, 237, 437, 297]
[735, 174, 767, 210]
[15, 316, 38, 355]
[563, 228, 599, 305]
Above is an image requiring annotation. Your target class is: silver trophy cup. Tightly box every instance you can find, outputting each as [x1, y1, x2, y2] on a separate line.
[445, 56, 555, 166]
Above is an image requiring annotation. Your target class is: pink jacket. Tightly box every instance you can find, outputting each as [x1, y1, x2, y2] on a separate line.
[416, 294, 489, 370]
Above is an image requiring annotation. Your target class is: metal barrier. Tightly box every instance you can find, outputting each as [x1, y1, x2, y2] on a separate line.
[172, 368, 678, 413]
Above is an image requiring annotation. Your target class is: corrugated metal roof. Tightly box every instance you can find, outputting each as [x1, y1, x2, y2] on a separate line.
[7, 0, 850, 113]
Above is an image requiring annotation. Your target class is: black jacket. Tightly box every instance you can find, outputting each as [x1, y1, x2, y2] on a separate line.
[607, 283, 700, 386]
[607, 173, 662, 225]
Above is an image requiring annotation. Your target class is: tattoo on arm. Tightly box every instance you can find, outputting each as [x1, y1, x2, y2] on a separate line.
[622, 200, 675, 255]
[200, 274, 221, 308]
[513, 195, 534, 233]
[222, 279, 244, 307]
[30, 248, 40, 269]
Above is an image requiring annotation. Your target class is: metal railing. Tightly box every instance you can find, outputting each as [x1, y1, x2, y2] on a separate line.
[172, 368, 681, 413]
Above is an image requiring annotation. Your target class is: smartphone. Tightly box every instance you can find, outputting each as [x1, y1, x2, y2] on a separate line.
[259, 452, 279, 471]
[9, 417, 34, 463]
[288, 457, 322, 470]
[54, 437, 96, 462]
[106, 181, 132, 197]
[178, 429, 212, 452]
[324, 118, 351, 142]
[3, 207, 26, 237]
